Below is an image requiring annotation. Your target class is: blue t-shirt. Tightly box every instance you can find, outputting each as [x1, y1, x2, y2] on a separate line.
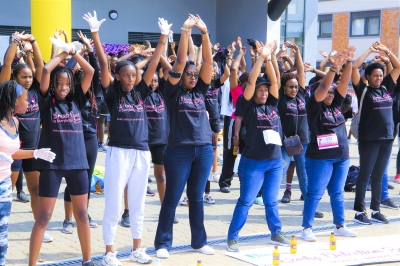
[17, 78, 41, 149]
[37, 88, 89, 170]
[164, 78, 212, 147]
[306, 91, 348, 159]
[241, 94, 282, 160]
[145, 79, 168, 145]
[104, 79, 151, 150]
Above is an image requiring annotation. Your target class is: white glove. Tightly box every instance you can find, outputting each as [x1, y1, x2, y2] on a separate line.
[49, 37, 72, 53]
[158, 18, 172, 35]
[0, 152, 13, 164]
[34, 148, 56, 163]
[83, 10, 106, 32]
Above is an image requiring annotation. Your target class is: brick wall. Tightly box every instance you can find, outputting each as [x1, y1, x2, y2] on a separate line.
[332, 13, 349, 52]
[380, 9, 399, 57]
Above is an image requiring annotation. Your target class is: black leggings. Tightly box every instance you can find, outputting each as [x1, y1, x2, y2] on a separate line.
[16, 169, 23, 192]
[354, 140, 393, 212]
[64, 135, 98, 202]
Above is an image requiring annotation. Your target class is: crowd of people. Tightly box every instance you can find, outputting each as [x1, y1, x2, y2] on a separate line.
[0, 11, 399, 266]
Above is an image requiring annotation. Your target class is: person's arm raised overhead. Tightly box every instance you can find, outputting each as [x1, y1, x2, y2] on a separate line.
[188, 29, 196, 62]
[318, 50, 330, 71]
[237, 37, 246, 73]
[290, 41, 305, 88]
[192, 14, 212, 84]
[352, 43, 378, 86]
[313, 52, 347, 102]
[304, 62, 326, 78]
[373, 41, 400, 83]
[230, 45, 246, 89]
[168, 14, 199, 86]
[337, 46, 355, 97]
[142, 18, 170, 86]
[83, 10, 108, 88]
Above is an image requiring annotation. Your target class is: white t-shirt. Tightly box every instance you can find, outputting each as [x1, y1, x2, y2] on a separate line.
[220, 78, 234, 117]
[351, 95, 358, 113]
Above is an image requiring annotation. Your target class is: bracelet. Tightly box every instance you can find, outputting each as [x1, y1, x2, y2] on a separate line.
[14, 56, 20, 62]
[158, 41, 166, 45]
[70, 50, 77, 56]
[387, 50, 392, 57]
[251, 56, 255, 59]
[385, 62, 390, 65]
[258, 56, 266, 61]
[311, 68, 315, 73]
[30, 39, 36, 44]
[329, 68, 337, 73]
[201, 30, 209, 35]
[265, 59, 272, 63]
[347, 60, 353, 63]
[19, 50, 27, 57]
[181, 27, 189, 31]
[13, 37, 21, 45]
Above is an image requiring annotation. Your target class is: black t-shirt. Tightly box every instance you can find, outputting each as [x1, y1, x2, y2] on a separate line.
[104, 79, 151, 150]
[278, 87, 309, 144]
[352, 79, 366, 108]
[235, 94, 244, 117]
[205, 78, 222, 119]
[145, 79, 168, 145]
[37, 88, 89, 170]
[80, 89, 99, 137]
[17, 78, 41, 149]
[306, 91, 348, 159]
[355, 75, 395, 141]
[165, 78, 212, 146]
[241, 94, 282, 160]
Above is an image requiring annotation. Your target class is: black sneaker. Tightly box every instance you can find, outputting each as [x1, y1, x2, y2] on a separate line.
[387, 184, 394, 190]
[371, 211, 389, 224]
[300, 194, 304, 201]
[121, 213, 130, 227]
[173, 217, 179, 224]
[314, 210, 324, 218]
[16, 191, 30, 203]
[220, 186, 230, 193]
[381, 198, 399, 209]
[281, 189, 291, 203]
[353, 212, 372, 225]
[82, 260, 99, 266]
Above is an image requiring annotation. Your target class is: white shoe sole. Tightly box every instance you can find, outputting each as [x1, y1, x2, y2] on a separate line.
[226, 244, 239, 252]
[270, 240, 290, 246]
[353, 218, 371, 225]
[300, 236, 316, 242]
[370, 218, 389, 224]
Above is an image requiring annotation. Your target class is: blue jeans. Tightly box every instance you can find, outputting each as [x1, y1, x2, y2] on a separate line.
[228, 156, 283, 240]
[281, 144, 308, 197]
[0, 178, 12, 265]
[154, 145, 213, 250]
[303, 158, 349, 228]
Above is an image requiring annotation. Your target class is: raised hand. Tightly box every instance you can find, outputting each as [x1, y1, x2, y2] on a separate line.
[281, 42, 287, 52]
[158, 17, 172, 35]
[257, 41, 273, 60]
[182, 14, 199, 29]
[170, 41, 176, 49]
[22, 42, 33, 53]
[128, 44, 143, 55]
[271, 40, 278, 54]
[145, 40, 152, 49]
[249, 47, 256, 57]
[372, 41, 390, 54]
[231, 41, 237, 53]
[303, 62, 313, 72]
[193, 14, 207, 33]
[77, 30, 91, 48]
[49, 37, 71, 53]
[83, 10, 106, 32]
[346, 45, 356, 61]
[213, 43, 220, 52]
[319, 50, 328, 58]
[237, 36, 242, 50]
[329, 52, 346, 68]
[287, 41, 299, 53]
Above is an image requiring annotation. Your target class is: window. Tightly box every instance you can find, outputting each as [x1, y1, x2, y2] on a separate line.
[318, 15, 332, 38]
[280, 0, 305, 56]
[350, 11, 380, 37]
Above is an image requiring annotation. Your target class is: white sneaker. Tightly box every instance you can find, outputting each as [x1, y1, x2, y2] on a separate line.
[301, 228, 316, 242]
[42, 231, 53, 243]
[334, 225, 357, 237]
[203, 194, 215, 204]
[217, 155, 223, 162]
[130, 248, 152, 264]
[102, 251, 122, 266]
[208, 172, 219, 182]
[156, 248, 169, 258]
[193, 245, 215, 255]
[180, 196, 188, 206]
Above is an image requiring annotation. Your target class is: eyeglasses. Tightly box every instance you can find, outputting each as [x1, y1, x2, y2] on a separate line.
[185, 72, 200, 79]
[327, 91, 335, 95]
[256, 89, 269, 94]
[122, 74, 136, 79]
[285, 85, 299, 90]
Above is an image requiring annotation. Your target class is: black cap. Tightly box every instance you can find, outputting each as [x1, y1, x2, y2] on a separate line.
[255, 77, 271, 87]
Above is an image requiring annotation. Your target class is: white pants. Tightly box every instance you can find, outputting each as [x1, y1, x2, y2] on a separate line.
[102, 146, 150, 245]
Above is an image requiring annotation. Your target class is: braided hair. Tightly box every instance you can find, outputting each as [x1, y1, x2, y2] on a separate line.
[74, 69, 98, 117]
[49, 66, 75, 102]
[0, 80, 18, 120]
[12, 63, 32, 80]
[113, 60, 140, 104]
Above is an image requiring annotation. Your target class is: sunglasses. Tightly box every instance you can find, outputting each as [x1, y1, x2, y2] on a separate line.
[185, 72, 200, 79]
[327, 91, 335, 95]
[285, 85, 299, 90]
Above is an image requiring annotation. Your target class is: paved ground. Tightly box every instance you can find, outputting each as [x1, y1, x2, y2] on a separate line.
[6, 122, 400, 265]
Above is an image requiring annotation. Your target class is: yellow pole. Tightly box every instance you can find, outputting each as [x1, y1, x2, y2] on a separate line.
[31, 0, 71, 62]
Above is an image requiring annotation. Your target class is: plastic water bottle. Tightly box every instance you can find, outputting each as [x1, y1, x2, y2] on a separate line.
[154, 258, 162, 266]
[290, 235, 297, 254]
[330, 232, 336, 250]
[273, 245, 280, 266]
[95, 181, 101, 193]
[233, 145, 238, 155]
[168, 33, 173, 43]
[196, 260, 202, 266]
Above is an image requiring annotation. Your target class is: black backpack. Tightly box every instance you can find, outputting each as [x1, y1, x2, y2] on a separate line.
[344, 165, 360, 192]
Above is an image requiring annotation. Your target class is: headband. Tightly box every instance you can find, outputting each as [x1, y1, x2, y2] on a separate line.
[16, 84, 24, 97]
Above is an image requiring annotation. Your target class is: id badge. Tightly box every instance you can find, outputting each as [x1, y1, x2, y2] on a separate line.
[317, 133, 339, 150]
